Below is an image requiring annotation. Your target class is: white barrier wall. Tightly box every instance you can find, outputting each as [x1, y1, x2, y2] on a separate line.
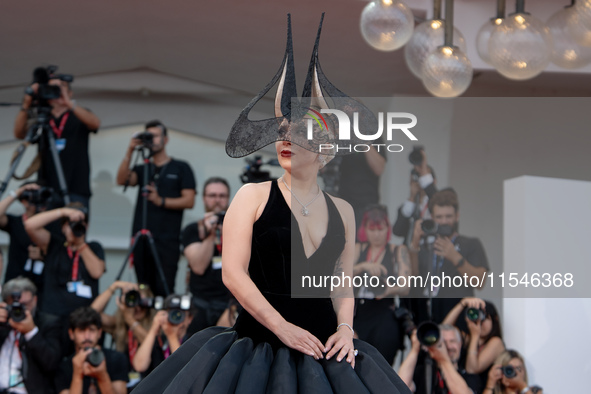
[504, 176, 591, 392]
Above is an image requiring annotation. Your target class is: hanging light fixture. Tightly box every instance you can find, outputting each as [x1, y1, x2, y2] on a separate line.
[570, 0, 591, 46]
[488, 0, 552, 80]
[360, 0, 415, 51]
[548, 1, 591, 69]
[422, 0, 473, 97]
[476, 0, 506, 64]
[404, 0, 467, 79]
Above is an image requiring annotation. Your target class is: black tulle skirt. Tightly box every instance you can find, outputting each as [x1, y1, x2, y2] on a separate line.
[131, 327, 411, 393]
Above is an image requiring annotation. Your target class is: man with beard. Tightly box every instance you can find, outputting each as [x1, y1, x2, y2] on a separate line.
[181, 177, 232, 334]
[399, 324, 483, 393]
[116, 120, 196, 297]
[409, 189, 489, 324]
[54, 307, 128, 394]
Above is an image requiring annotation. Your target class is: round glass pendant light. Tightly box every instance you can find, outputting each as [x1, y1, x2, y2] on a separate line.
[360, 0, 415, 51]
[422, 45, 473, 97]
[548, 5, 591, 69]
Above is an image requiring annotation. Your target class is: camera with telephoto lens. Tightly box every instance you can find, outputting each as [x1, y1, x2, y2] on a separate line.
[416, 321, 440, 347]
[123, 290, 154, 308]
[84, 347, 105, 367]
[65, 206, 88, 237]
[19, 187, 53, 206]
[134, 131, 154, 149]
[421, 219, 453, 237]
[155, 295, 192, 325]
[394, 307, 416, 337]
[25, 65, 74, 102]
[3, 292, 27, 323]
[465, 307, 486, 322]
[408, 146, 425, 166]
[501, 365, 517, 378]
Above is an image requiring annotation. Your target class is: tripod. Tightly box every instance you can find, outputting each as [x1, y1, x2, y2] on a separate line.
[0, 105, 70, 205]
[116, 146, 170, 296]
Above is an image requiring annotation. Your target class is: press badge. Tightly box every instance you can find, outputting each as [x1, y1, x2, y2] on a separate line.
[67, 281, 81, 293]
[55, 139, 66, 152]
[212, 256, 222, 270]
[33, 260, 44, 275]
[76, 283, 93, 299]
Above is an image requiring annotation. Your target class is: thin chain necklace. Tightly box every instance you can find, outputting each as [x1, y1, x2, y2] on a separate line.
[280, 177, 321, 217]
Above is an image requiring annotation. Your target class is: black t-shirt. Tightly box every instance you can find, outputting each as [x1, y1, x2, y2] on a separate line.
[38, 110, 98, 197]
[414, 363, 483, 394]
[181, 223, 230, 302]
[417, 235, 489, 299]
[337, 141, 387, 212]
[131, 159, 196, 240]
[54, 348, 129, 394]
[40, 233, 104, 317]
[0, 215, 41, 286]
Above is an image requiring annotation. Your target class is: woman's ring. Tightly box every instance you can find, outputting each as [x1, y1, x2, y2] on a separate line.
[353, 349, 358, 357]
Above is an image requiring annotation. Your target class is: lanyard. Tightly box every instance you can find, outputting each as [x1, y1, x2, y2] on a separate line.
[67, 244, 87, 281]
[215, 230, 223, 254]
[366, 245, 386, 263]
[432, 235, 458, 274]
[128, 328, 139, 365]
[49, 112, 70, 139]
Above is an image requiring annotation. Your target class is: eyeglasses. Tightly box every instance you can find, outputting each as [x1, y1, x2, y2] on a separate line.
[204, 194, 229, 199]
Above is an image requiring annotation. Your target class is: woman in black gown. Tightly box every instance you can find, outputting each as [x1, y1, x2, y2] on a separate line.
[132, 14, 411, 394]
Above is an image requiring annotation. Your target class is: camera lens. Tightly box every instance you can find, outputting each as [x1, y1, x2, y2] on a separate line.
[69, 221, 86, 237]
[502, 365, 517, 378]
[10, 305, 27, 323]
[465, 307, 483, 322]
[168, 309, 185, 325]
[124, 290, 140, 308]
[421, 219, 437, 235]
[409, 147, 424, 166]
[85, 348, 105, 367]
[417, 321, 440, 347]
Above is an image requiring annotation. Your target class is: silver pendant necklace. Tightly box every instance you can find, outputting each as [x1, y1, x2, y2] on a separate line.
[280, 177, 321, 216]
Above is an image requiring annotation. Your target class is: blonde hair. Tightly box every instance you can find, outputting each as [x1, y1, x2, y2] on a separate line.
[493, 349, 528, 394]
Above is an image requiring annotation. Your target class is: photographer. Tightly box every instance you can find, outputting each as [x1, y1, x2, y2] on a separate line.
[443, 298, 505, 383]
[0, 183, 50, 293]
[54, 307, 128, 394]
[14, 70, 100, 209]
[392, 148, 437, 245]
[0, 277, 62, 394]
[116, 120, 196, 297]
[486, 350, 543, 394]
[181, 177, 231, 335]
[352, 204, 411, 365]
[90, 281, 154, 361]
[398, 324, 483, 394]
[409, 189, 489, 324]
[131, 295, 195, 374]
[24, 204, 105, 318]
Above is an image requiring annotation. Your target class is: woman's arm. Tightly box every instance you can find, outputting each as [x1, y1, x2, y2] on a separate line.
[222, 183, 324, 359]
[466, 336, 505, 374]
[24, 208, 68, 253]
[442, 297, 485, 326]
[380, 244, 412, 298]
[325, 198, 356, 367]
[132, 312, 165, 373]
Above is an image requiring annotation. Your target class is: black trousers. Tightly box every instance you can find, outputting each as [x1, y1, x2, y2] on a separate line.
[132, 237, 180, 296]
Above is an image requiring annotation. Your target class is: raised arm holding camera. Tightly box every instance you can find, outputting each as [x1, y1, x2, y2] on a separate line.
[13, 67, 100, 209]
[54, 307, 128, 394]
[181, 177, 231, 335]
[0, 183, 50, 292]
[485, 350, 543, 394]
[24, 204, 105, 318]
[131, 295, 194, 374]
[0, 277, 62, 394]
[116, 120, 196, 297]
[398, 325, 483, 394]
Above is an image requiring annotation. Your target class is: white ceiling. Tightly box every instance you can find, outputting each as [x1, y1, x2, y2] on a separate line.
[1, 0, 590, 101]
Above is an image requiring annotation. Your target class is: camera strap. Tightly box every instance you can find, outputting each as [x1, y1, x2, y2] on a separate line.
[49, 112, 70, 139]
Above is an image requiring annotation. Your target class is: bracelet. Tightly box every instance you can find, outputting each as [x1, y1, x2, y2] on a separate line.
[19, 107, 28, 112]
[161, 197, 166, 208]
[336, 323, 354, 334]
[130, 321, 140, 330]
[8, 190, 17, 199]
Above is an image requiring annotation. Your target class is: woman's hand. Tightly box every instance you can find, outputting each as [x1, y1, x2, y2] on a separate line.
[275, 320, 325, 360]
[325, 326, 356, 368]
[358, 261, 387, 277]
[466, 318, 482, 337]
[461, 297, 486, 310]
[486, 364, 502, 389]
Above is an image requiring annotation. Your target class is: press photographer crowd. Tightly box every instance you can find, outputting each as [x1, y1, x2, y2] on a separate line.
[0, 67, 543, 393]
